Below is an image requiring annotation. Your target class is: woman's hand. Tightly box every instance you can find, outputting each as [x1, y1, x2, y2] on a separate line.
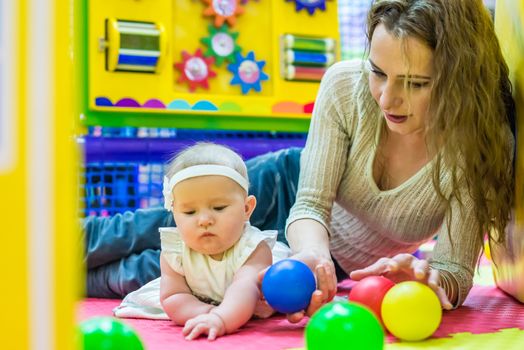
[257, 251, 338, 323]
[182, 312, 226, 341]
[350, 253, 453, 310]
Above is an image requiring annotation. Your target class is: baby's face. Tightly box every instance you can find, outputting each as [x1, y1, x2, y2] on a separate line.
[171, 175, 254, 260]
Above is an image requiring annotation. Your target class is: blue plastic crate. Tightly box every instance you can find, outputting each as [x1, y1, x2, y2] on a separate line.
[81, 128, 307, 217]
[82, 163, 140, 217]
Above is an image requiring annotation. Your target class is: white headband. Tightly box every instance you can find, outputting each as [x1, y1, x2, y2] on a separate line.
[163, 164, 249, 211]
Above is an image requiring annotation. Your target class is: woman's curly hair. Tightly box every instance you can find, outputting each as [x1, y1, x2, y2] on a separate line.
[367, 0, 515, 248]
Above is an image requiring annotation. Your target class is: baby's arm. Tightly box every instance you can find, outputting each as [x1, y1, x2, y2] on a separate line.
[212, 241, 273, 330]
[183, 241, 272, 340]
[159, 253, 214, 325]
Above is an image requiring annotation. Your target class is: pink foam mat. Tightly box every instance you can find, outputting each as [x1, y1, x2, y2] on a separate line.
[78, 299, 306, 350]
[78, 284, 524, 349]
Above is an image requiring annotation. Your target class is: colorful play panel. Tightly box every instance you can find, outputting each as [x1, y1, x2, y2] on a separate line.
[86, 0, 340, 131]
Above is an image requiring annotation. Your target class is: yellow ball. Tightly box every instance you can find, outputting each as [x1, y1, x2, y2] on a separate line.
[381, 281, 442, 341]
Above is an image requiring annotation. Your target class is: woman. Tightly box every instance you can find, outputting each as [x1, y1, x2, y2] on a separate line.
[85, 0, 516, 321]
[281, 0, 515, 321]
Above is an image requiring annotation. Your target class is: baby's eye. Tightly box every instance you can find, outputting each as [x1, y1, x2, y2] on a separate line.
[183, 210, 195, 215]
[214, 206, 227, 211]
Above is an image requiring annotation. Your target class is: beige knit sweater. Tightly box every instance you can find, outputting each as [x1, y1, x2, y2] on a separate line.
[287, 60, 482, 306]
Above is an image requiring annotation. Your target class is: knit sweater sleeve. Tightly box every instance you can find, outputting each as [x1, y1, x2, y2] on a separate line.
[429, 185, 482, 307]
[286, 60, 362, 234]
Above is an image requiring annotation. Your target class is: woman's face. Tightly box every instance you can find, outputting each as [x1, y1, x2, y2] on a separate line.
[368, 24, 434, 137]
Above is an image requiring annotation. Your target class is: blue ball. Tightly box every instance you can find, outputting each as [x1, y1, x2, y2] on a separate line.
[261, 259, 316, 314]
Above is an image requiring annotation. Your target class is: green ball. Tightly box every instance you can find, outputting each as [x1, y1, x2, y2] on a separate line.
[305, 301, 384, 350]
[79, 317, 144, 350]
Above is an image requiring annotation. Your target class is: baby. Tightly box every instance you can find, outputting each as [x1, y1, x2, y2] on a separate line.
[113, 142, 289, 340]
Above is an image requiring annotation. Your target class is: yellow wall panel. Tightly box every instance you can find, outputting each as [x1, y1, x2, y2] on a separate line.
[0, 0, 29, 347]
[88, 0, 340, 118]
[0, 0, 79, 348]
[54, 0, 82, 348]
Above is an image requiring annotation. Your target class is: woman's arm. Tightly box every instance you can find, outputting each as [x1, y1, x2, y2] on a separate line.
[287, 219, 331, 260]
[159, 254, 214, 325]
[429, 190, 483, 308]
[287, 62, 359, 233]
[286, 219, 337, 318]
[263, 62, 363, 322]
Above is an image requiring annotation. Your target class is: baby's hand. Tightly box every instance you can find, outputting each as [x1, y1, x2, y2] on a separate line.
[253, 297, 276, 319]
[182, 312, 226, 341]
[350, 253, 453, 310]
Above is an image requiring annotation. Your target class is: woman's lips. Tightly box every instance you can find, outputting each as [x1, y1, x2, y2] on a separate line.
[385, 113, 408, 123]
